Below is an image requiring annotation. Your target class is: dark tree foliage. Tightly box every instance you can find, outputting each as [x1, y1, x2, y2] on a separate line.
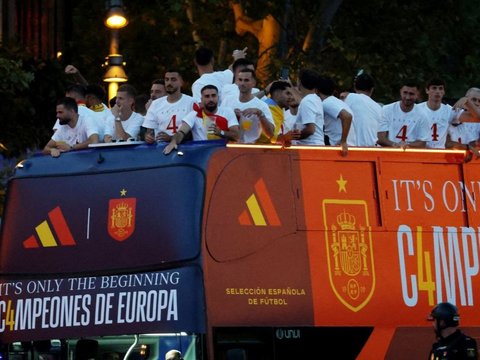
[0, 46, 65, 157]
[1, 0, 480, 217]
[2, 0, 480, 156]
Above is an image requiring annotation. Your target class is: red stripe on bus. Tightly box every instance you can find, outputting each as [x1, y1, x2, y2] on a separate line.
[48, 206, 76, 246]
[254, 179, 281, 226]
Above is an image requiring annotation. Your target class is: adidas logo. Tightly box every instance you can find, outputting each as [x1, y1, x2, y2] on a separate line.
[238, 178, 281, 226]
[23, 206, 76, 248]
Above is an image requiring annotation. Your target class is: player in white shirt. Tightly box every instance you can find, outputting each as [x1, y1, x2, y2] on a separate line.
[221, 68, 274, 144]
[104, 112, 143, 141]
[104, 84, 143, 142]
[191, 46, 248, 103]
[52, 84, 98, 133]
[284, 109, 297, 133]
[417, 79, 455, 149]
[143, 71, 195, 143]
[192, 70, 233, 103]
[282, 86, 301, 134]
[292, 69, 324, 145]
[145, 79, 167, 111]
[43, 97, 99, 157]
[85, 84, 111, 142]
[452, 87, 480, 123]
[377, 82, 430, 148]
[341, 73, 382, 147]
[447, 122, 480, 147]
[163, 85, 240, 155]
[221, 58, 260, 103]
[316, 76, 356, 155]
[446, 87, 480, 158]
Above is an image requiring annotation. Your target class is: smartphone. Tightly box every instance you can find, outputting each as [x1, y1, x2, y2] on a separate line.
[280, 68, 289, 80]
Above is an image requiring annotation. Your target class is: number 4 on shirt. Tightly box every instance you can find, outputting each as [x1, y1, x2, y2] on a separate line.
[395, 125, 408, 142]
[167, 115, 178, 133]
[430, 123, 439, 141]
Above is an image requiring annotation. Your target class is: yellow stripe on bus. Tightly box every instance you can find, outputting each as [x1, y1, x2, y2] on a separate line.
[36, 220, 57, 247]
[246, 194, 267, 226]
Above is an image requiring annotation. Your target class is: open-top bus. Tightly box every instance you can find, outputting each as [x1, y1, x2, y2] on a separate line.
[1, 142, 480, 359]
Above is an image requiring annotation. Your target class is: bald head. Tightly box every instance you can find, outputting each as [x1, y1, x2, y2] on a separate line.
[165, 350, 182, 360]
[466, 87, 480, 97]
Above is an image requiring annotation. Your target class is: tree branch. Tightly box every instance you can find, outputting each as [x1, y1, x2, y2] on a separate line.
[303, 0, 343, 53]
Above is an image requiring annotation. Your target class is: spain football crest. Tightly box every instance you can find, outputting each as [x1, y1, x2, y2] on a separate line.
[108, 190, 136, 241]
[323, 200, 375, 312]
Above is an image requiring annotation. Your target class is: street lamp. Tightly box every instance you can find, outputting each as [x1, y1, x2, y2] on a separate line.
[105, 0, 128, 29]
[103, 0, 128, 104]
[103, 55, 128, 82]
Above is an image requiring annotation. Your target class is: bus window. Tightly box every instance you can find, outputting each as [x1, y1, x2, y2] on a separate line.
[67, 334, 202, 360]
[6, 340, 65, 360]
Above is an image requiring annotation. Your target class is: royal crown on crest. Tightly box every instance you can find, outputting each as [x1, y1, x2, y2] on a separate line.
[115, 201, 130, 211]
[337, 210, 356, 230]
[108, 196, 136, 242]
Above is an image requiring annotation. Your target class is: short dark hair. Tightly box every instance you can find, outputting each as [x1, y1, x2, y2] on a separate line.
[117, 84, 137, 98]
[232, 58, 255, 73]
[401, 80, 419, 89]
[65, 84, 86, 98]
[57, 97, 78, 112]
[426, 77, 445, 89]
[152, 79, 165, 86]
[165, 70, 183, 79]
[299, 69, 320, 90]
[201, 84, 218, 94]
[316, 76, 335, 96]
[135, 94, 149, 115]
[85, 84, 106, 102]
[238, 68, 256, 80]
[269, 81, 290, 95]
[354, 73, 375, 92]
[195, 47, 214, 66]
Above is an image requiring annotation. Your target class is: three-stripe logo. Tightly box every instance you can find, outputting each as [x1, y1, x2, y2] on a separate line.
[23, 206, 76, 248]
[238, 178, 281, 226]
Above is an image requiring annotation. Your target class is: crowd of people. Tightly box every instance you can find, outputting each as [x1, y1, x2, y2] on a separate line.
[42, 46, 480, 158]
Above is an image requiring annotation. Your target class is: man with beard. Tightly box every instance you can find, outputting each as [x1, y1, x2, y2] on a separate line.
[145, 79, 167, 111]
[143, 70, 195, 143]
[221, 68, 274, 143]
[262, 80, 298, 145]
[52, 84, 97, 132]
[43, 97, 99, 157]
[163, 85, 239, 155]
[377, 81, 430, 148]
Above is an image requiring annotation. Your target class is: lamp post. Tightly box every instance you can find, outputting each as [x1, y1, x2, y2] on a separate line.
[103, 0, 128, 104]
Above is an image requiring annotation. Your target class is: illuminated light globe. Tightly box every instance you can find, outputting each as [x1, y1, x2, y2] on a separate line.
[104, 8, 128, 29]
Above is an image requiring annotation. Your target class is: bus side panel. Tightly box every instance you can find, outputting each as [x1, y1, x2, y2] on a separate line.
[0, 266, 205, 342]
[203, 148, 480, 358]
[294, 152, 480, 328]
[297, 158, 381, 323]
[203, 149, 314, 326]
[1, 166, 204, 274]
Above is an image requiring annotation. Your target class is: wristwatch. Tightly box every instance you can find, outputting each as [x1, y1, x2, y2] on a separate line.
[115, 117, 121, 122]
[220, 130, 225, 137]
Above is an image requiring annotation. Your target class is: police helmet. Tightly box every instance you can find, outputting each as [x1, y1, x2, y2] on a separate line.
[428, 302, 460, 327]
